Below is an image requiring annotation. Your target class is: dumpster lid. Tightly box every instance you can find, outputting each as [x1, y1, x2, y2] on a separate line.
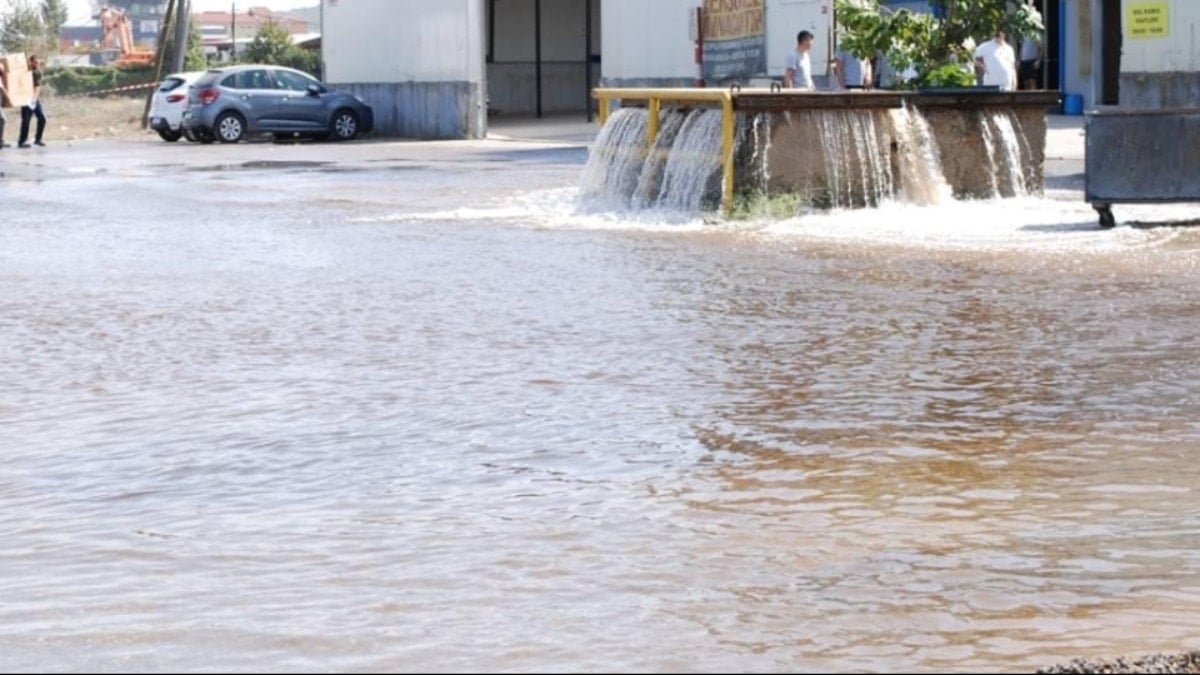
[1086, 105, 1200, 117]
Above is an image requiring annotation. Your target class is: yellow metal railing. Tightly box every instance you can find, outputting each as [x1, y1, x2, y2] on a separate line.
[593, 88, 737, 215]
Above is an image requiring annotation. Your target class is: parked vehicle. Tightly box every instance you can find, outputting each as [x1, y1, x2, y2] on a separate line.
[181, 65, 374, 144]
[148, 71, 205, 142]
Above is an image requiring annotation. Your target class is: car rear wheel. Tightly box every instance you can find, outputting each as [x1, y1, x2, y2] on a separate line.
[158, 129, 183, 142]
[330, 109, 359, 141]
[215, 112, 246, 143]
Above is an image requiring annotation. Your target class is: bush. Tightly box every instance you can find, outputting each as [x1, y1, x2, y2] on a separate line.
[918, 62, 977, 89]
[43, 65, 157, 97]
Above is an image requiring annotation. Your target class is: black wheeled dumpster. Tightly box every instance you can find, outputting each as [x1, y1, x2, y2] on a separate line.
[1085, 107, 1200, 228]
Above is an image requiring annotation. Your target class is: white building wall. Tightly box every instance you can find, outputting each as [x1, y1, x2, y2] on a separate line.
[322, 0, 487, 138]
[324, 0, 483, 83]
[1117, 0, 1200, 107]
[766, 0, 831, 79]
[1121, 0, 1200, 72]
[601, 0, 696, 83]
[601, 0, 831, 85]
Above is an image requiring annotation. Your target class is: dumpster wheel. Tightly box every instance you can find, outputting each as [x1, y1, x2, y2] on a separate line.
[1094, 204, 1116, 229]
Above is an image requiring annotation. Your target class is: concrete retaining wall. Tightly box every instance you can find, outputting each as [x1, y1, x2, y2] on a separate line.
[1119, 72, 1200, 110]
[740, 95, 1052, 206]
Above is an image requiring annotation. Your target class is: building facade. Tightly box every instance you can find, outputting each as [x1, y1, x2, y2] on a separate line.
[1119, 0, 1200, 108]
[319, 0, 1196, 138]
[323, 0, 488, 138]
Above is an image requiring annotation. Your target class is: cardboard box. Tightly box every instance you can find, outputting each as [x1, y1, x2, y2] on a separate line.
[1, 52, 29, 76]
[1, 70, 35, 109]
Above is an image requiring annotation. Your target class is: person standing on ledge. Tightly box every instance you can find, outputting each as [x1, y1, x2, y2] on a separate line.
[783, 30, 815, 90]
[1019, 31, 1043, 90]
[835, 45, 872, 90]
[973, 28, 1018, 92]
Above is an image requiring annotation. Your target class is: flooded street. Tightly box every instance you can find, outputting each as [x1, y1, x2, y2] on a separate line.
[3, 134, 1200, 672]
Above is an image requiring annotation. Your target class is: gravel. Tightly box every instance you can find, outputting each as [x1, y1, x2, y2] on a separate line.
[1039, 652, 1200, 674]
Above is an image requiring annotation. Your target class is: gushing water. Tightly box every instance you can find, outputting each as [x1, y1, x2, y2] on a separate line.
[988, 110, 1029, 197]
[633, 111, 688, 209]
[811, 110, 894, 208]
[979, 110, 1002, 197]
[582, 103, 1036, 214]
[889, 104, 953, 206]
[655, 110, 726, 212]
[579, 108, 650, 207]
[580, 108, 727, 213]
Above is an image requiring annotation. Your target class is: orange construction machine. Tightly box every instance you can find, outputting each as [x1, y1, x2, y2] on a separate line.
[99, 5, 156, 67]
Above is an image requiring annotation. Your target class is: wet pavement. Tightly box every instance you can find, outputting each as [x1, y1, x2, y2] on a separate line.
[3, 114, 1200, 673]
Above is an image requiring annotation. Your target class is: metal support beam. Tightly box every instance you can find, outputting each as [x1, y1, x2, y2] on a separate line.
[584, 0, 593, 122]
[534, 0, 543, 118]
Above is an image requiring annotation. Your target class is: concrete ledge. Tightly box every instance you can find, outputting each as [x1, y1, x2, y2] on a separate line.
[1119, 71, 1200, 110]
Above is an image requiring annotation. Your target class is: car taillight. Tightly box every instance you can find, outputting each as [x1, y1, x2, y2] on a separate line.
[166, 94, 186, 103]
[198, 88, 220, 105]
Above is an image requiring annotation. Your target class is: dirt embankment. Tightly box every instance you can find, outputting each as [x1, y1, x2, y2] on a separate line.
[3, 94, 154, 143]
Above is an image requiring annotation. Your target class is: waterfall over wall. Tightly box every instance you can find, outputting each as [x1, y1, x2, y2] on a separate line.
[580, 102, 1043, 215]
[580, 108, 729, 213]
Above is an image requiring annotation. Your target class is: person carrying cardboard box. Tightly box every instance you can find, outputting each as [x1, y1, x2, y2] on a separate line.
[17, 54, 46, 148]
[0, 60, 8, 149]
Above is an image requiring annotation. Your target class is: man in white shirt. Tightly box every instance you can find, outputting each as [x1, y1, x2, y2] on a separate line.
[784, 30, 815, 90]
[973, 28, 1017, 92]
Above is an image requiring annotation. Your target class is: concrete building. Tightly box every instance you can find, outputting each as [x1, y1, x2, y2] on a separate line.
[320, 0, 1196, 138]
[323, 0, 488, 138]
[322, 0, 599, 139]
[1119, 0, 1200, 108]
[321, 0, 827, 139]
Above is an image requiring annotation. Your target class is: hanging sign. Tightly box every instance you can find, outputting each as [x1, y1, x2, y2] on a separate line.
[701, 0, 766, 82]
[1127, 1, 1169, 39]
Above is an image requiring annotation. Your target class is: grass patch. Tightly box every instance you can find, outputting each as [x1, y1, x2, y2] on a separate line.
[728, 191, 810, 220]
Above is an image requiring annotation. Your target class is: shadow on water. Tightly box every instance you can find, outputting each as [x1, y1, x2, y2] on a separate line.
[478, 146, 589, 165]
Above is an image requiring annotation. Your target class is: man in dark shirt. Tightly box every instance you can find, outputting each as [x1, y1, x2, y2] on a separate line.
[18, 54, 46, 148]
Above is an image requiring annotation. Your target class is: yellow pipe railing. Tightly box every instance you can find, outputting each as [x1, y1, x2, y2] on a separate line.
[592, 88, 738, 215]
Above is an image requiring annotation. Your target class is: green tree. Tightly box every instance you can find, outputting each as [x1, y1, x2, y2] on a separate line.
[40, 0, 68, 48]
[239, 21, 320, 76]
[1, 0, 49, 55]
[240, 22, 294, 65]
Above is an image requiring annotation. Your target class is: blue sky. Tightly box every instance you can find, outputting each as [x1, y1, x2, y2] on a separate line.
[64, 0, 318, 25]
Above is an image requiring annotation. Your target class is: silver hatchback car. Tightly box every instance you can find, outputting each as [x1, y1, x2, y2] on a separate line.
[181, 64, 374, 143]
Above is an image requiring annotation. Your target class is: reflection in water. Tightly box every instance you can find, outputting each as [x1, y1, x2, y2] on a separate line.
[1, 166, 1200, 672]
[677, 244, 1200, 669]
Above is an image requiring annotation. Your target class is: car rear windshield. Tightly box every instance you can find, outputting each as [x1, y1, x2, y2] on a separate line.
[193, 72, 223, 88]
[158, 77, 185, 92]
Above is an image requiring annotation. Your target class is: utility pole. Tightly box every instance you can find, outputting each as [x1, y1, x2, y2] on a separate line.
[230, 1, 236, 62]
[171, 0, 190, 73]
[142, 0, 178, 129]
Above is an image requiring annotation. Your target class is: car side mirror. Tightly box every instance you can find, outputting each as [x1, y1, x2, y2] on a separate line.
[307, 84, 325, 97]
